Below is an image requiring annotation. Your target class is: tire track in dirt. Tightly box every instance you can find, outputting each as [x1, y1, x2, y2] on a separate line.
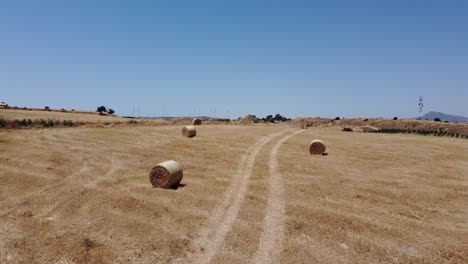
[252, 129, 304, 264]
[0, 160, 92, 217]
[40, 156, 118, 217]
[185, 129, 291, 264]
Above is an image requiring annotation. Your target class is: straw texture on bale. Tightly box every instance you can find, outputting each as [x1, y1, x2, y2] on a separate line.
[182, 126, 196, 138]
[353, 125, 379, 132]
[192, 118, 202, 125]
[149, 160, 183, 189]
[309, 139, 326, 155]
[240, 114, 258, 124]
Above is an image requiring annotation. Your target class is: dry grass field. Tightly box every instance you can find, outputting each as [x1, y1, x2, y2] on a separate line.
[1, 124, 467, 263]
[0, 109, 127, 123]
[0, 109, 185, 128]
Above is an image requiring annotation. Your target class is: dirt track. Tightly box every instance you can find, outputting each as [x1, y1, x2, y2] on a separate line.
[186, 129, 291, 264]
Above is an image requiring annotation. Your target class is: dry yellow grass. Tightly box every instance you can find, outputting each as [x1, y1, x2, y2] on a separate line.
[0, 109, 192, 127]
[0, 109, 127, 123]
[0, 124, 467, 263]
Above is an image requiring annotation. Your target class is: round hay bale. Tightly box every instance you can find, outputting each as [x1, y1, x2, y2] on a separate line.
[182, 126, 196, 138]
[192, 118, 202, 125]
[309, 139, 326, 155]
[149, 160, 183, 189]
[240, 114, 258, 124]
[353, 125, 379, 132]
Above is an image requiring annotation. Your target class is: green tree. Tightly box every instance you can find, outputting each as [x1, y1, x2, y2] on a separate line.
[97, 106, 107, 113]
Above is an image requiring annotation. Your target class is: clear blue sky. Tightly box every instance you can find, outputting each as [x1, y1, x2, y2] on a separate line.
[1, 0, 467, 118]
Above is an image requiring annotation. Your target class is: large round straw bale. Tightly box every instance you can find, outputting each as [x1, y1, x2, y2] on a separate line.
[192, 118, 202, 125]
[182, 126, 196, 138]
[309, 139, 326, 155]
[149, 160, 183, 189]
[240, 114, 258, 124]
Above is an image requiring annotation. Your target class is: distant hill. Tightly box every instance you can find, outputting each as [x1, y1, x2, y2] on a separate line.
[417, 111, 468, 123]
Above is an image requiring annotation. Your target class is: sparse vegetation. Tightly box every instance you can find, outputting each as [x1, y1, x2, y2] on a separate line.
[62, 120, 74, 126]
[0, 118, 77, 129]
[261, 113, 291, 122]
[96, 106, 116, 115]
[97, 106, 107, 113]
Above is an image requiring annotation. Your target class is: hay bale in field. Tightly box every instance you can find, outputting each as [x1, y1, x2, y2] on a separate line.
[149, 160, 183, 189]
[309, 139, 326, 155]
[182, 125, 196, 138]
[353, 125, 379, 132]
[240, 114, 258, 124]
[192, 118, 202, 125]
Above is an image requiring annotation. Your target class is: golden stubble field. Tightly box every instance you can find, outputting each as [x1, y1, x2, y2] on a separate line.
[0, 109, 128, 123]
[0, 124, 467, 263]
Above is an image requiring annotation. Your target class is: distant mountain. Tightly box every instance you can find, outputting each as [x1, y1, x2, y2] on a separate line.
[417, 111, 468, 123]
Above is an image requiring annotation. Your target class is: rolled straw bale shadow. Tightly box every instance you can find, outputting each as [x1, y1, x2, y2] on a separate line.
[170, 183, 186, 190]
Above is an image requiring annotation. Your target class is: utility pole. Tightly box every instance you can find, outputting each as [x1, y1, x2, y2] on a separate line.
[418, 96, 424, 114]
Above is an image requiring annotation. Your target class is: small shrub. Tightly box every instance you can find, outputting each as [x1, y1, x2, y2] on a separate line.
[363, 118, 368, 121]
[434, 118, 441, 122]
[0, 117, 5, 128]
[393, 117, 398, 120]
[44, 106, 50, 111]
[335, 117, 340, 120]
[342, 127, 353, 132]
[19, 119, 29, 126]
[38, 119, 46, 127]
[62, 120, 74, 126]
